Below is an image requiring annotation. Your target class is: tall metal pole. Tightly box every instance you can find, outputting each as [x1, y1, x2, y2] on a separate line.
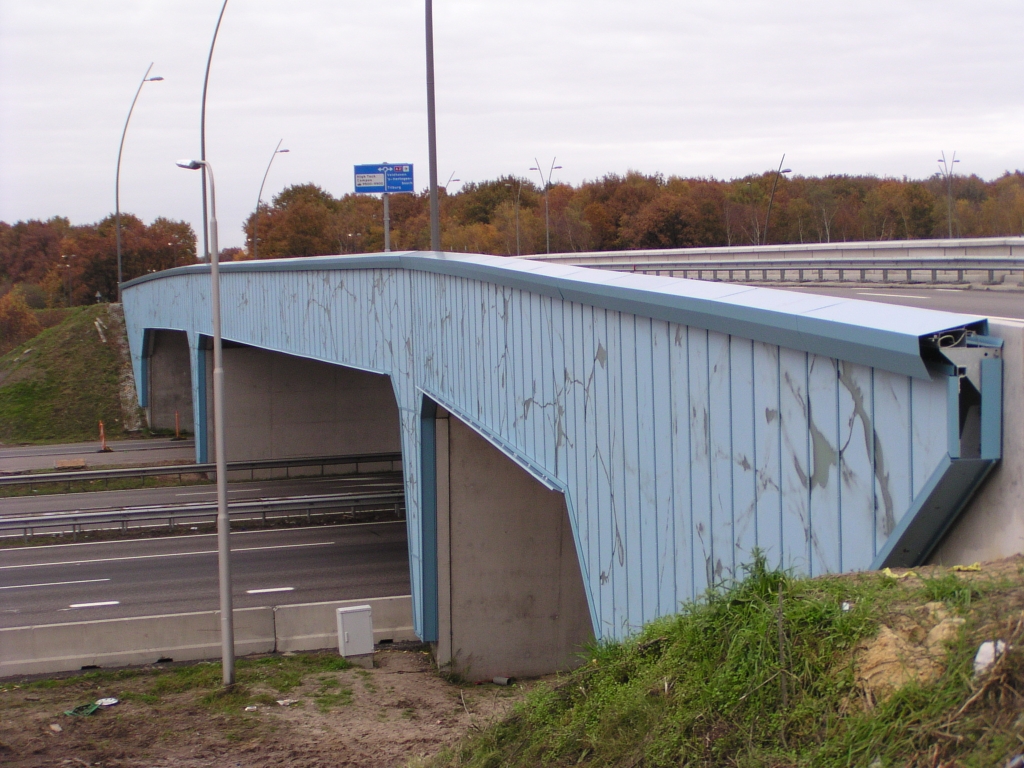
[253, 139, 288, 260]
[425, 0, 440, 251]
[115, 63, 162, 301]
[531, 158, 561, 254]
[200, 0, 229, 262]
[938, 151, 959, 239]
[177, 158, 234, 686]
[763, 154, 790, 246]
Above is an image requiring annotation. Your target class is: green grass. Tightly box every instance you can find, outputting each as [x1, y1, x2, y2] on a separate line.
[433, 555, 1024, 768]
[0, 305, 138, 443]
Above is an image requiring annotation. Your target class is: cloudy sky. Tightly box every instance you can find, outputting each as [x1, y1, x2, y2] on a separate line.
[1, 1, 1021, 249]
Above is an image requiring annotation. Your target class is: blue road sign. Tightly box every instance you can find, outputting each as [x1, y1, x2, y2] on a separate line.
[354, 164, 414, 194]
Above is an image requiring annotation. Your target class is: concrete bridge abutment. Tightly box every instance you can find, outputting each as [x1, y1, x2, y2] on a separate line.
[430, 407, 593, 681]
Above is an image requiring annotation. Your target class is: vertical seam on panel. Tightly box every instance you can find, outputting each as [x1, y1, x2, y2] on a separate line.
[705, 329, 713, 585]
[870, 367, 877, 558]
[751, 341, 758, 553]
[805, 352, 812, 575]
[908, 377, 914, 503]
[687, 327, 695, 601]
[835, 359, 842, 573]
[728, 335, 736, 579]
[667, 323, 677, 614]
[777, 345, 783, 567]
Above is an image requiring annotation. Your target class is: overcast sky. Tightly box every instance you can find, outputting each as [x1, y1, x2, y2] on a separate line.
[1, 1, 1022, 250]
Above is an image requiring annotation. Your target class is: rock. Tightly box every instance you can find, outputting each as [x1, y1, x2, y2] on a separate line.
[974, 640, 1007, 677]
[855, 625, 942, 701]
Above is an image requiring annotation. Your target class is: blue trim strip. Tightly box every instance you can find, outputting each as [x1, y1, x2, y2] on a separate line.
[121, 251, 986, 380]
[419, 397, 439, 643]
[981, 358, 1003, 460]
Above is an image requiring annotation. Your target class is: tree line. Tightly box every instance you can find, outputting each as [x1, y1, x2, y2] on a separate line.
[2, 169, 1023, 313]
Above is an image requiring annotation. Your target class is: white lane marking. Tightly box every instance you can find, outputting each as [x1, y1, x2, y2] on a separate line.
[855, 292, 929, 300]
[175, 488, 263, 496]
[0, 520, 403, 551]
[0, 541, 335, 570]
[936, 288, 963, 292]
[69, 601, 119, 608]
[246, 587, 294, 594]
[0, 578, 111, 591]
[984, 315, 1024, 324]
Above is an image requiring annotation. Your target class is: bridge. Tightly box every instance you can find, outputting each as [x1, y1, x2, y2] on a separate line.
[121, 250, 1020, 680]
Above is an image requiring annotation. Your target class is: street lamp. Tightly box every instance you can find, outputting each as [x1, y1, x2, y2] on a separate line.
[425, 0, 440, 251]
[937, 151, 960, 239]
[176, 157, 235, 687]
[200, 0, 230, 261]
[253, 140, 289, 260]
[530, 158, 562, 254]
[763, 154, 791, 245]
[442, 171, 460, 192]
[504, 180, 523, 256]
[115, 63, 163, 301]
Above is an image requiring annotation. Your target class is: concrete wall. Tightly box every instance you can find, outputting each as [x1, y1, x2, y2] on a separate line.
[147, 329, 193, 432]
[0, 596, 413, 678]
[206, 345, 402, 461]
[434, 410, 593, 681]
[932, 318, 1024, 565]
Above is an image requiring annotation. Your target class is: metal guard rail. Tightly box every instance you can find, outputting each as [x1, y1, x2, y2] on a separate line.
[574, 256, 1024, 283]
[0, 490, 406, 536]
[0, 451, 403, 487]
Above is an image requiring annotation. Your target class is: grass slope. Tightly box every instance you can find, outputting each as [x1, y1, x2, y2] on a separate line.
[0, 305, 129, 444]
[434, 557, 1024, 768]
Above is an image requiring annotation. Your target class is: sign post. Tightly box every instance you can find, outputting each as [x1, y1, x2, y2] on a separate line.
[354, 164, 414, 253]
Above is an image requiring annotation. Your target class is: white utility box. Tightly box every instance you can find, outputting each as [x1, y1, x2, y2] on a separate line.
[336, 604, 374, 659]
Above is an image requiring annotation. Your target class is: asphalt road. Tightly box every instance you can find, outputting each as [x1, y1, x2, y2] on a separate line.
[0, 522, 410, 628]
[0, 473, 404, 517]
[0, 439, 197, 474]
[777, 285, 1023, 320]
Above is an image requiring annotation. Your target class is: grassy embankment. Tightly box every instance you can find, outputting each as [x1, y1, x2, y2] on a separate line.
[432, 556, 1024, 768]
[0, 305, 135, 444]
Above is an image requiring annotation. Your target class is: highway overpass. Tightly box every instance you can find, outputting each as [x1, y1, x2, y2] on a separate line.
[121, 250, 1021, 680]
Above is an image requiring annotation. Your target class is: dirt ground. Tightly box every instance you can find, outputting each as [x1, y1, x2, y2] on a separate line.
[0, 647, 530, 767]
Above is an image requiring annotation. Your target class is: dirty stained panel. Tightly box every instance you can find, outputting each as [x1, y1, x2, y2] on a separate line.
[123, 266, 952, 642]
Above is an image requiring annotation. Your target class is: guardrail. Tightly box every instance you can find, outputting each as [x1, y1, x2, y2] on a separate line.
[0, 451, 403, 489]
[0, 488, 406, 540]
[544, 256, 1024, 286]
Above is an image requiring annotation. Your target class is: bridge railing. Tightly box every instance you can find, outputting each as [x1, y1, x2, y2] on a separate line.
[0, 488, 406, 540]
[532, 255, 1024, 286]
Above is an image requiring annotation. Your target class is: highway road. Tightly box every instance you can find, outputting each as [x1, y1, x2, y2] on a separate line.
[0, 472, 404, 517]
[0, 438, 197, 474]
[0, 522, 410, 628]
[778, 285, 1023, 320]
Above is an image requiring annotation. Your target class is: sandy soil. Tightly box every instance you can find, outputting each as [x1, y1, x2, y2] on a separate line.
[0, 648, 528, 767]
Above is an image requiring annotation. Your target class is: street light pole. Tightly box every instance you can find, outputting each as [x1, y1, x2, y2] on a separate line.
[937, 151, 960, 239]
[176, 157, 234, 687]
[530, 157, 562, 254]
[425, 0, 440, 251]
[253, 140, 288, 260]
[115, 63, 163, 301]
[762, 154, 791, 246]
[200, 0, 230, 262]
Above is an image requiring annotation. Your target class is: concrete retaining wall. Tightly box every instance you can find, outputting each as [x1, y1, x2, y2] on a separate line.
[932, 319, 1024, 565]
[0, 596, 412, 678]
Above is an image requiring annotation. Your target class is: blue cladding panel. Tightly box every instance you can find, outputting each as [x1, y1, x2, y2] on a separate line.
[122, 252, 978, 643]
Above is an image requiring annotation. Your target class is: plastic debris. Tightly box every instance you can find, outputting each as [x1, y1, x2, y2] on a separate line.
[276, 699, 299, 707]
[64, 703, 99, 717]
[974, 640, 1007, 677]
[48, 723, 62, 733]
[1005, 754, 1024, 768]
[95, 697, 119, 707]
[881, 567, 917, 580]
[492, 676, 514, 686]
[841, 601, 854, 612]
[952, 562, 982, 572]
[244, 705, 258, 712]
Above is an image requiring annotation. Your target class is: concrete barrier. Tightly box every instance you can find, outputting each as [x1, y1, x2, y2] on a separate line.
[0, 607, 275, 677]
[274, 595, 415, 652]
[0, 595, 415, 678]
[933, 319, 1024, 565]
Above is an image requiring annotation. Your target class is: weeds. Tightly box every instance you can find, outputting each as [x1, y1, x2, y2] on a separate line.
[434, 555, 1024, 767]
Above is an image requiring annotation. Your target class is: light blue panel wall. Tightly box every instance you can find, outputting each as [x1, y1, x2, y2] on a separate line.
[838, 362, 877, 572]
[753, 343, 782, 568]
[808, 355, 841, 576]
[122, 258, 963, 644]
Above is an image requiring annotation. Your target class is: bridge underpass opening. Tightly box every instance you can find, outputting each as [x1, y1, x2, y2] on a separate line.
[143, 329, 193, 433]
[427, 404, 593, 681]
[201, 342, 402, 467]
